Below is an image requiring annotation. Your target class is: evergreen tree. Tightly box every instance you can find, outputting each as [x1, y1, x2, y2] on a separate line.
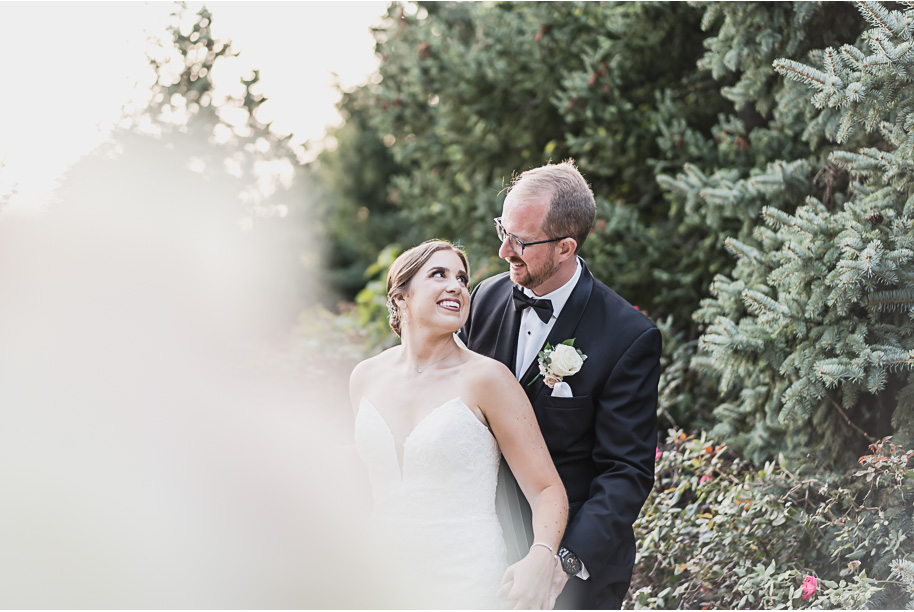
[319, 1, 868, 432]
[693, 1, 914, 464]
[318, 1, 724, 306]
[313, 2, 914, 605]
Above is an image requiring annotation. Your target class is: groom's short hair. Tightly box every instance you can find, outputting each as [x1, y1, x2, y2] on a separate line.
[509, 160, 595, 254]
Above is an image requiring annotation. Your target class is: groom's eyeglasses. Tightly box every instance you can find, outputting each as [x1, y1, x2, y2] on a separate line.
[494, 218, 568, 255]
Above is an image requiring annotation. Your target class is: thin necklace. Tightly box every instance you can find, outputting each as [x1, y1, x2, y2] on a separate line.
[409, 342, 459, 373]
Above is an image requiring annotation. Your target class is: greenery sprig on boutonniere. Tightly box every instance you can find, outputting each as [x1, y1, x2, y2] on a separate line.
[529, 338, 587, 388]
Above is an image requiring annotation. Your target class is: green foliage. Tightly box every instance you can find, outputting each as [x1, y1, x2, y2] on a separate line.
[308, 2, 914, 607]
[654, 315, 721, 431]
[313, 87, 406, 300]
[317, 2, 886, 451]
[694, 1, 914, 464]
[631, 430, 913, 609]
[774, 2, 914, 145]
[317, 1, 724, 320]
[302, 244, 404, 364]
[306, 1, 914, 608]
[652, 0, 862, 327]
[317, 1, 741, 426]
[889, 558, 914, 609]
[696, 1, 860, 118]
[348, 244, 405, 352]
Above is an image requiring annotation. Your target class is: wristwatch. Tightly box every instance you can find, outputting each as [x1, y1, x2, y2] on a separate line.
[558, 546, 582, 576]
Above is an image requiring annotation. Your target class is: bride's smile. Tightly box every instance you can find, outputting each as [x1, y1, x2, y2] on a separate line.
[437, 298, 460, 312]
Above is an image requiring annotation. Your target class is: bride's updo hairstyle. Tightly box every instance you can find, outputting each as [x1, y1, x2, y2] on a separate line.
[386, 239, 470, 338]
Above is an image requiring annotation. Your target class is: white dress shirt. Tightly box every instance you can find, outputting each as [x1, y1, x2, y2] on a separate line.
[514, 258, 583, 379]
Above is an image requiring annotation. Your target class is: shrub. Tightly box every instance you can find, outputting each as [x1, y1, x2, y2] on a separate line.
[630, 430, 913, 609]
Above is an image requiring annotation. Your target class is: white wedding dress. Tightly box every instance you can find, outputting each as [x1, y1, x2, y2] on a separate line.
[355, 396, 508, 609]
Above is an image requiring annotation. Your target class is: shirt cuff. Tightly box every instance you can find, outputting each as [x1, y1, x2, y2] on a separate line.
[577, 560, 589, 580]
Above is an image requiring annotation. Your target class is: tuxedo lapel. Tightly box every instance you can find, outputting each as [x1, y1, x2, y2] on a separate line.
[519, 263, 595, 397]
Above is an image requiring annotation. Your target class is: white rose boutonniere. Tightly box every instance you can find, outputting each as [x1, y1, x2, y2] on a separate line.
[530, 339, 587, 388]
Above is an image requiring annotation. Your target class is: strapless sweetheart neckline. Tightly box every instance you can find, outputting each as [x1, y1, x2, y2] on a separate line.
[358, 396, 490, 477]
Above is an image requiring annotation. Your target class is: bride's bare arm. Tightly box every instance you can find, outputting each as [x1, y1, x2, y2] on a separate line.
[476, 361, 568, 610]
[348, 358, 372, 416]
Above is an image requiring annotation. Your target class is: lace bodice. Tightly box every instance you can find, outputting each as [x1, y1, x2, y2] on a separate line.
[355, 396, 507, 608]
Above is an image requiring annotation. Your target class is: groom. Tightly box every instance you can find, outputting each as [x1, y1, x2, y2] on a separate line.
[459, 160, 661, 609]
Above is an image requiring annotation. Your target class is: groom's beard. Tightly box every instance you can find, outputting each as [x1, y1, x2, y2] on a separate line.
[507, 255, 560, 294]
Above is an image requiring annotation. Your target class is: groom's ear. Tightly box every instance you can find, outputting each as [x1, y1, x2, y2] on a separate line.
[557, 238, 577, 261]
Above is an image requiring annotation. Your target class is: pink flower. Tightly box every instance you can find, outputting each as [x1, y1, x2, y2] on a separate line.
[655, 447, 663, 462]
[801, 575, 817, 600]
[699, 474, 713, 485]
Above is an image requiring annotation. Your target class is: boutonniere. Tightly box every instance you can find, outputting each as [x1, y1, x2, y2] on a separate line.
[529, 339, 587, 388]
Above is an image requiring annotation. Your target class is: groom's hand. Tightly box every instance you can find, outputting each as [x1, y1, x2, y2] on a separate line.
[547, 562, 570, 609]
[496, 546, 557, 609]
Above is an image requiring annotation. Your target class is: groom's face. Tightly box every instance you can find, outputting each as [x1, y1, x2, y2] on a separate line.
[498, 191, 560, 295]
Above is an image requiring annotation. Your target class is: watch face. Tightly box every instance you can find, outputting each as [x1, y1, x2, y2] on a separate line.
[562, 554, 582, 575]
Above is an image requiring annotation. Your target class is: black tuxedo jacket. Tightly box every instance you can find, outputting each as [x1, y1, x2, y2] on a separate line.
[459, 261, 661, 609]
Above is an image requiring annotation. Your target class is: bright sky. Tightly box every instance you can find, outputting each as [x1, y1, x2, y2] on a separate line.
[0, 1, 388, 212]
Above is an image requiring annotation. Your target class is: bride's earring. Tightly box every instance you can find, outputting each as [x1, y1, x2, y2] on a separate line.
[397, 299, 409, 327]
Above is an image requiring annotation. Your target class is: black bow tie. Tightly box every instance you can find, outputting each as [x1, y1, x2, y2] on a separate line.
[512, 286, 554, 323]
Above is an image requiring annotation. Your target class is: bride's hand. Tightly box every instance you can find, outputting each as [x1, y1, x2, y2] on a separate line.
[496, 546, 558, 610]
[547, 561, 570, 610]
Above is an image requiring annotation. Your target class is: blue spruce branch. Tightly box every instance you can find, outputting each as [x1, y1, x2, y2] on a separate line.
[857, 1, 910, 41]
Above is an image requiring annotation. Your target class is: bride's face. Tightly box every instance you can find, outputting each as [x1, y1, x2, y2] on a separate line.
[399, 250, 470, 333]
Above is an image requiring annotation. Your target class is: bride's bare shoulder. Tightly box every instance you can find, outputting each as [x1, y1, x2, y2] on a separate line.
[462, 350, 515, 386]
[349, 346, 400, 406]
[352, 346, 400, 378]
[460, 351, 526, 419]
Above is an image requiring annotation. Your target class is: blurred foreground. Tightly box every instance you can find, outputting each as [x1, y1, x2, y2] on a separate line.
[0, 173, 411, 607]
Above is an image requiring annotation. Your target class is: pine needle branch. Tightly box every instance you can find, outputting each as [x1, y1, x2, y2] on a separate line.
[858, 1, 895, 36]
[827, 392, 873, 440]
[773, 59, 830, 87]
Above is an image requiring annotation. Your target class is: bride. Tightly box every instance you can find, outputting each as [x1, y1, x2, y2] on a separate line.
[350, 240, 568, 609]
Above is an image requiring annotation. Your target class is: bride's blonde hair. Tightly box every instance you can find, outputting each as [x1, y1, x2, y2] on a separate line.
[386, 240, 470, 338]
